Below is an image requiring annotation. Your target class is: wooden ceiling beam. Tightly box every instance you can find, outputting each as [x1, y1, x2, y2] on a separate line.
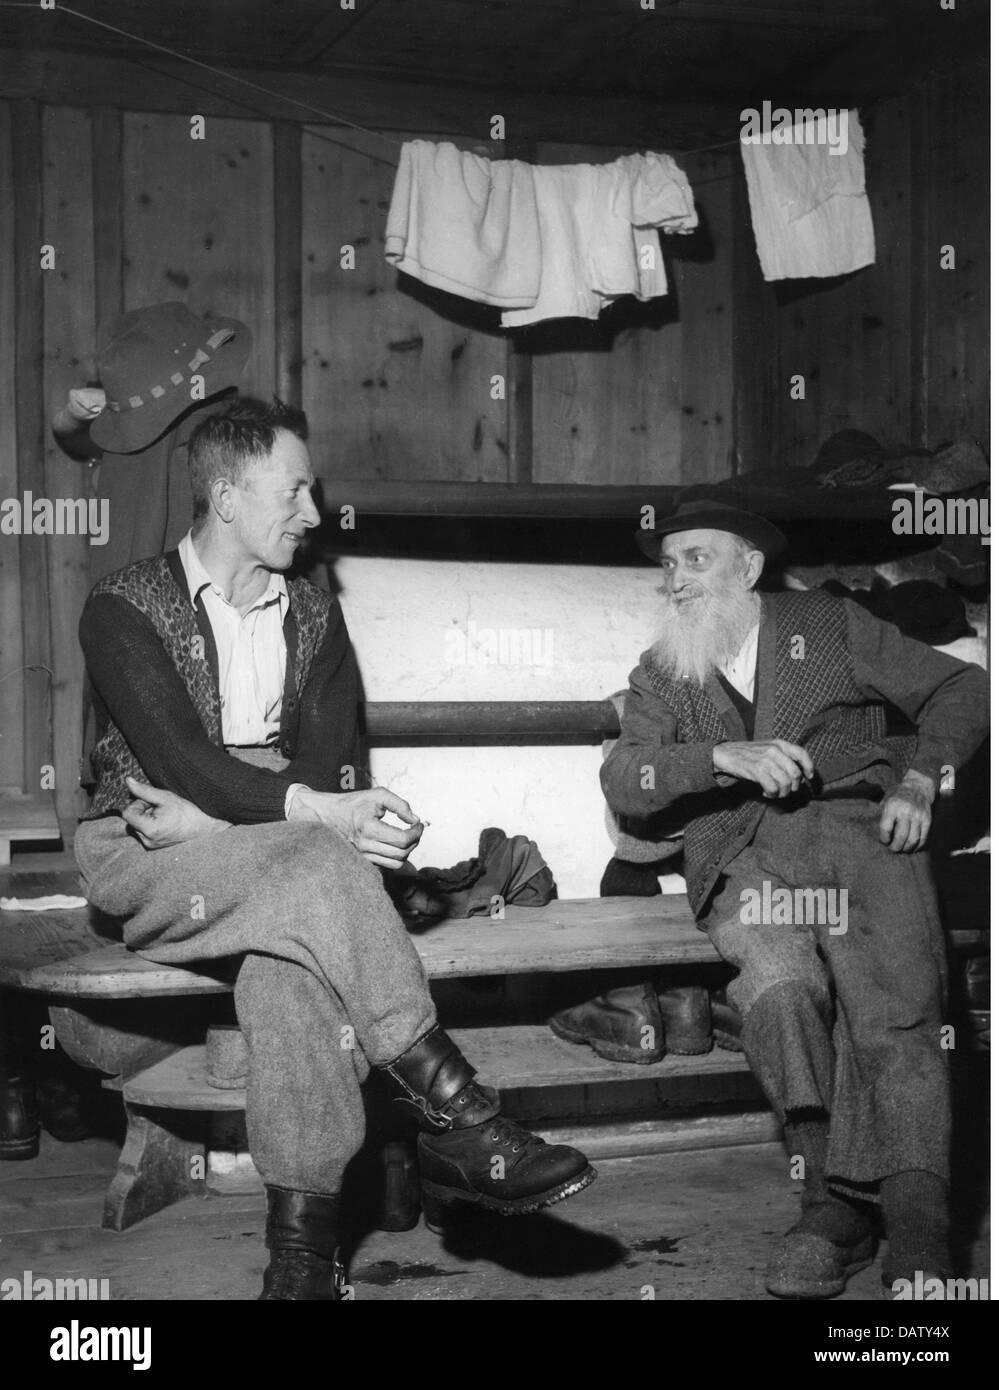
[277, 0, 383, 67]
[441, 0, 888, 33]
[0, 48, 738, 147]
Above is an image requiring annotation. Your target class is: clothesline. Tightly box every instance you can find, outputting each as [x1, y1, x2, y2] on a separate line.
[2, 1, 875, 285]
[0, 0, 742, 169]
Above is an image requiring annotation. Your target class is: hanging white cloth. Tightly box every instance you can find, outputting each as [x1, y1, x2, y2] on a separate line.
[739, 110, 875, 281]
[384, 141, 698, 326]
[501, 152, 697, 328]
[384, 140, 540, 308]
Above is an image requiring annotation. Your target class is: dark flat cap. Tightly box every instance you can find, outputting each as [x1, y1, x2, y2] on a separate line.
[635, 498, 787, 563]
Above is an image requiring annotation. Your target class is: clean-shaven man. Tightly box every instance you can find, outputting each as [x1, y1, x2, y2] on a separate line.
[75, 396, 594, 1300]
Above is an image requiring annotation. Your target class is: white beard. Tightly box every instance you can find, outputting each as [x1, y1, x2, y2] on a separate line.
[652, 584, 761, 686]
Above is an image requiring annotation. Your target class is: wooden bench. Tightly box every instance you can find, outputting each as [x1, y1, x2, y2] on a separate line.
[1, 701, 986, 1231]
[1, 884, 759, 1229]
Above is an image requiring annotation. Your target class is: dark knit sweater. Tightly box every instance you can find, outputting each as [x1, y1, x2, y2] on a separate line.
[80, 549, 363, 822]
[601, 590, 989, 916]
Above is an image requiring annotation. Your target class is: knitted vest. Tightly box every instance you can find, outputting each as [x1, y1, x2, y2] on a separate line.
[86, 555, 332, 817]
[642, 590, 894, 914]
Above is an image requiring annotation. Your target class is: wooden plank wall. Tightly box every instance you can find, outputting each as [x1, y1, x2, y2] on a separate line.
[732, 63, 989, 472]
[121, 113, 277, 398]
[300, 128, 509, 482]
[921, 65, 989, 446]
[530, 144, 737, 486]
[0, 105, 24, 795]
[0, 68, 988, 837]
[40, 106, 95, 825]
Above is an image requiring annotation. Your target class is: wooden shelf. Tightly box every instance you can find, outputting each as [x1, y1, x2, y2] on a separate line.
[315, 479, 947, 524]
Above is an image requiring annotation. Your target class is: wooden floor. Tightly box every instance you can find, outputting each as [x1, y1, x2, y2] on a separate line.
[0, 1131, 989, 1302]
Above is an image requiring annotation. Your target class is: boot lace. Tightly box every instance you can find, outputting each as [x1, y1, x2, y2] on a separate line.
[483, 1116, 544, 1156]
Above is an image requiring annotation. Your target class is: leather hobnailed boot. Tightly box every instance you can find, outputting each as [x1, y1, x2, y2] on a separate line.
[658, 985, 713, 1056]
[259, 1187, 345, 1301]
[0, 1072, 40, 1161]
[380, 1026, 596, 1229]
[548, 983, 664, 1063]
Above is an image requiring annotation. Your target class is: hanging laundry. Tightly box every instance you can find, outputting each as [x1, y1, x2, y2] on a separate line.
[384, 140, 540, 308]
[384, 141, 698, 326]
[739, 110, 875, 280]
[502, 152, 697, 327]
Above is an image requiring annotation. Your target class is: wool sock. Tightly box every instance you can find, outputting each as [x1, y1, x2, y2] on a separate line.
[785, 1116, 873, 1247]
[880, 1170, 951, 1284]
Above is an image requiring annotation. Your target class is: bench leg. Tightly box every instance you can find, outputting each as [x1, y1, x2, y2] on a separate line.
[102, 1103, 205, 1232]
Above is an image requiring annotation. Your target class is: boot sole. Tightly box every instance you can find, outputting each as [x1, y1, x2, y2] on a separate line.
[548, 1019, 664, 1065]
[0, 1139, 39, 1161]
[663, 1038, 713, 1056]
[423, 1165, 597, 1232]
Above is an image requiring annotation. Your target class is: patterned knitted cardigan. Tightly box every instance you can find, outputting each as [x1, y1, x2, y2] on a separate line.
[79, 549, 363, 823]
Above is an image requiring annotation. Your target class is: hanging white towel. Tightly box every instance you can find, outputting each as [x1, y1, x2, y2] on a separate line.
[384, 140, 540, 308]
[739, 110, 875, 281]
[384, 142, 697, 326]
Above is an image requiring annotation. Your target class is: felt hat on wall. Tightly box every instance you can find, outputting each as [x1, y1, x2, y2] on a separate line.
[634, 497, 787, 563]
[89, 301, 252, 454]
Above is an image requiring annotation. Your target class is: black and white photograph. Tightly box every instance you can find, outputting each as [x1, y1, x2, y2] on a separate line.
[0, 0, 990, 1345]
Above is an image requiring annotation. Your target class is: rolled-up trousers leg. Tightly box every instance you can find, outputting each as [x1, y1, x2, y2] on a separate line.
[75, 817, 437, 1193]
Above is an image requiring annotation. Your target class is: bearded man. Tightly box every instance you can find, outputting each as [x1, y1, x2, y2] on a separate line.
[596, 499, 988, 1299]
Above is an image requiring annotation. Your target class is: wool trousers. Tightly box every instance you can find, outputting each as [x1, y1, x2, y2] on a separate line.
[74, 816, 437, 1194]
[701, 797, 950, 1192]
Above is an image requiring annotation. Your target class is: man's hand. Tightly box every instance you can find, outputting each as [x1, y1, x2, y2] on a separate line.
[286, 787, 425, 870]
[879, 770, 934, 853]
[52, 388, 106, 435]
[123, 777, 231, 850]
[712, 739, 815, 799]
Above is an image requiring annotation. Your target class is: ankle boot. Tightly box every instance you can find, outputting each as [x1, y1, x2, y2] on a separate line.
[379, 1026, 596, 1228]
[0, 1072, 39, 1161]
[374, 1139, 422, 1232]
[548, 983, 664, 1063]
[259, 1187, 345, 1301]
[658, 985, 713, 1055]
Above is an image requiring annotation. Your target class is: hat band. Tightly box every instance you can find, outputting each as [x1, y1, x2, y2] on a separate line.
[104, 328, 235, 414]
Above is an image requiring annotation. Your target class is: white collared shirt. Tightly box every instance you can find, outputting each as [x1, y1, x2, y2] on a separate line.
[719, 622, 760, 702]
[178, 531, 289, 747]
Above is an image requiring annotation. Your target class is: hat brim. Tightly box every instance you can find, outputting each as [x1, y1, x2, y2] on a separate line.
[635, 508, 787, 563]
[90, 316, 252, 454]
